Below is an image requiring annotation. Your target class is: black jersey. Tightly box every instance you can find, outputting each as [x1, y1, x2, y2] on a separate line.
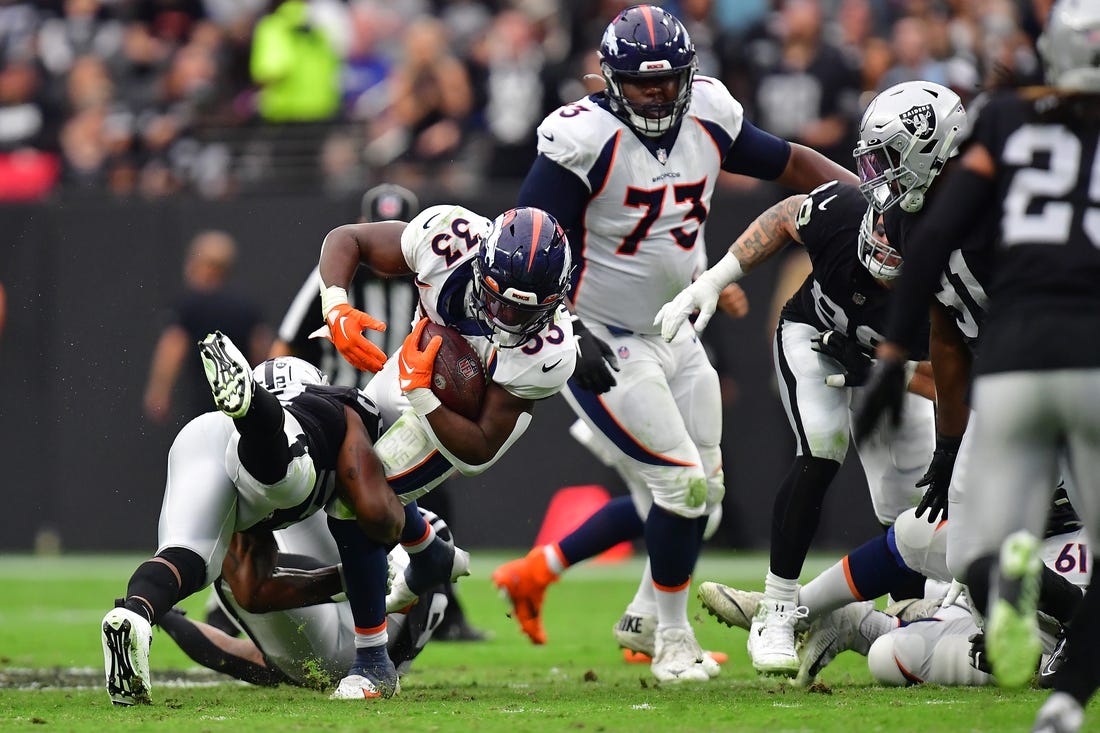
[781, 181, 929, 358]
[970, 91, 1100, 374]
[250, 385, 382, 532]
[883, 172, 995, 354]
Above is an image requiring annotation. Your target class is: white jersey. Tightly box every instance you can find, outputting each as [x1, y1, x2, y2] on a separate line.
[398, 204, 576, 401]
[536, 77, 744, 334]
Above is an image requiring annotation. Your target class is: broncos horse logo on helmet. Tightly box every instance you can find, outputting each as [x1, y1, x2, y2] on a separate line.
[470, 207, 572, 348]
[599, 5, 697, 138]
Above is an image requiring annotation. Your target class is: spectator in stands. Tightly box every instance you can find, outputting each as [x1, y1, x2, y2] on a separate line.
[143, 230, 271, 424]
[249, 0, 340, 123]
[366, 16, 472, 189]
[36, 0, 126, 84]
[878, 16, 948, 89]
[0, 59, 61, 200]
[744, 0, 861, 164]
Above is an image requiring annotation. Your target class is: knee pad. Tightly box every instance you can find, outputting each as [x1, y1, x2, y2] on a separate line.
[867, 632, 924, 686]
[703, 504, 723, 541]
[648, 467, 709, 519]
[892, 508, 950, 582]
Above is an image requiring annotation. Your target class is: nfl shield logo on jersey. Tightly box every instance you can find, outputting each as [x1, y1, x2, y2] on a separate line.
[900, 105, 936, 140]
[618, 346, 630, 360]
[656, 148, 668, 165]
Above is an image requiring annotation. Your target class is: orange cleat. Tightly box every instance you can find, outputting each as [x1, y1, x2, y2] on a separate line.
[491, 547, 560, 645]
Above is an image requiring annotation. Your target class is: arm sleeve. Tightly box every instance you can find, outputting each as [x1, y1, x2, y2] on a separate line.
[721, 120, 792, 180]
[886, 168, 998, 347]
[516, 154, 590, 259]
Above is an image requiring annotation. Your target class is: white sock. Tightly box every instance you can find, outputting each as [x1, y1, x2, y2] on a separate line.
[542, 544, 566, 575]
[798, 560, 860, 621]
[628, 560, 658, 617]
[653, 578, 691, 629]
[764, 570, 799, 603]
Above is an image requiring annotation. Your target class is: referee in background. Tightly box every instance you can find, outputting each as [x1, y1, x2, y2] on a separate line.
[268, 183, 487, 642]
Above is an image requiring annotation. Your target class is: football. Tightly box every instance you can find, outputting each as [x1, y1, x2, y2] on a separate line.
[419, 321, 487, 420]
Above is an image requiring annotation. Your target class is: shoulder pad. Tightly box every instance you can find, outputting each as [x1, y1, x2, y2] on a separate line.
[688, 76, 744, 139]
[536, 97, 621, 184]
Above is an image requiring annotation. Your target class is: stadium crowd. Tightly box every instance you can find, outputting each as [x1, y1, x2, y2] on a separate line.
[0, 0, 1051, 200]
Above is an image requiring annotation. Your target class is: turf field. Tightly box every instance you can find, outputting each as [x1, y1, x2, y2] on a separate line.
[0, 551, 1075, 732]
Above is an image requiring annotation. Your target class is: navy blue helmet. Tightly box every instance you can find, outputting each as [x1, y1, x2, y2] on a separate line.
[599, 4, 697, 137]
[471, 207, 572, 348]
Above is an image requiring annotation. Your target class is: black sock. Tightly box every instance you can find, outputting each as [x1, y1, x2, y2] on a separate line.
[1038, 564, 1084, 626]
[769, 456, 840, 579]
[1054, 567, 1100, 706]
[234, 387, 294, 485]
[964, 553, 996, 618]
[123, 547, 206, 626]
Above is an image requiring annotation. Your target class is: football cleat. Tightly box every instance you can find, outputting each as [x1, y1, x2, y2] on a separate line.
[1032, 692, 1085, 733]
[613, 609, 720, 677]
[698, 581, 762, 631]
[491, 547, 559, 645]
[330, 671, 400, 700]
[386, 545, 470, 614]
[199, 331, 253, 419]
[748, 597, 809, 676]
[988, 530, 1043, 688]
[101, 607, 153, 706]
[1038, 634, 1068, 689]
[651, 626, 712, 683]
[794, 601, 875, 686]
[883, 595, 950, 623]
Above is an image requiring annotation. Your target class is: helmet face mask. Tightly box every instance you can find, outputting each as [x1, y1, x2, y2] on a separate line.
[857, 206, 903, 281]
[599, 5, 697, 137]
[471, 207, 572, 348]
[853, 81, 968, 213]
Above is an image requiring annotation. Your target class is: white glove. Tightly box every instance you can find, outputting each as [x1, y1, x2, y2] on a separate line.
[654, 278, 722, 342]
[653, 251, 744, 342]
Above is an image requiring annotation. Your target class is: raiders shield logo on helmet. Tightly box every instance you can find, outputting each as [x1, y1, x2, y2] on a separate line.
[900, 104, 936, 140]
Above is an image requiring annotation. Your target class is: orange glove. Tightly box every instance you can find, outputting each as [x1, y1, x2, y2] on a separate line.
[324, 302, 388, 373]
[398, 318, 442, 393]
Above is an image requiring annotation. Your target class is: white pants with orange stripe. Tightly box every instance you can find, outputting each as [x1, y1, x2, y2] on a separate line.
[560, 322, 724, 519]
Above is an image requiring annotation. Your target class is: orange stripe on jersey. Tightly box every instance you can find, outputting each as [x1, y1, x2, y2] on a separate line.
[653, 577, 692, 593]
[386, 449, 440, 481]
[694, 117, 724, 158]
[354, 620, 387, 635]
[641, 5, 657, 45]
[527, 212, 543, 271]
[936, 519, 948, 531]
[842, 555, 866, 601]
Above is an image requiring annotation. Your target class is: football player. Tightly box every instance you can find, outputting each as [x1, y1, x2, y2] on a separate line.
[159, 509, 453, 688]
[697, 487, 1087, 688]
[496, 4, 857, 683]
[101, 352, 410, 705]
[853, 2, 1100, 728]
[656, 160, 950, 673]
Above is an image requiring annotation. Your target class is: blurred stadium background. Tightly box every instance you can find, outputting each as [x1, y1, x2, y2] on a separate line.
[0, 0, 1052, 553]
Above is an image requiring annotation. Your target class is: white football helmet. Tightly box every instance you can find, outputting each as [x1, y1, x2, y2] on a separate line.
[857, 205, 903, 281]
[853, 81, 968, 213]
[252, 356, 327, 399]
[1037, 0, 1100, 93]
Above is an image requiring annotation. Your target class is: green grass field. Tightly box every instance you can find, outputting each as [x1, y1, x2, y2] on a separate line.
[0, 551, 1079, 732]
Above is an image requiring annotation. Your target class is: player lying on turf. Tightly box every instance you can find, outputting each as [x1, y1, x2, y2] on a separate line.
[101, 353, 471, 705]
[159, 509, 455, 687]
[698, 486, 1086, 687]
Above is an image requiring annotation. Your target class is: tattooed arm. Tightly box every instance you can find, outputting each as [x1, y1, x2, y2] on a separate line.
[723, 195, 806, 273]
[655, 196, 805, 338]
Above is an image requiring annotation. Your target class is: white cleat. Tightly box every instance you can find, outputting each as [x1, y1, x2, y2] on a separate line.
[330, 673, 400, 700]
[199, 331, 253, 418]
[386, 545, 471, 614]
[101, 607, 153, 705]
[614, 610, 719, 677]
[748, 597, 808, 676]
[1032, 692, 1085, 733]
[651, 626, 712, 683]
[795, 601, 875, 686]
[698, 582, 762, 631]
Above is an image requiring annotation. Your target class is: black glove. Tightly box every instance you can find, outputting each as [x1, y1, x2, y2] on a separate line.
[852, 356, 907, 444]
[968, 632, 992, 674]
[571, 317, 620, 394]
[811, 330, 873, 387]
[914, 434, 962, 523]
